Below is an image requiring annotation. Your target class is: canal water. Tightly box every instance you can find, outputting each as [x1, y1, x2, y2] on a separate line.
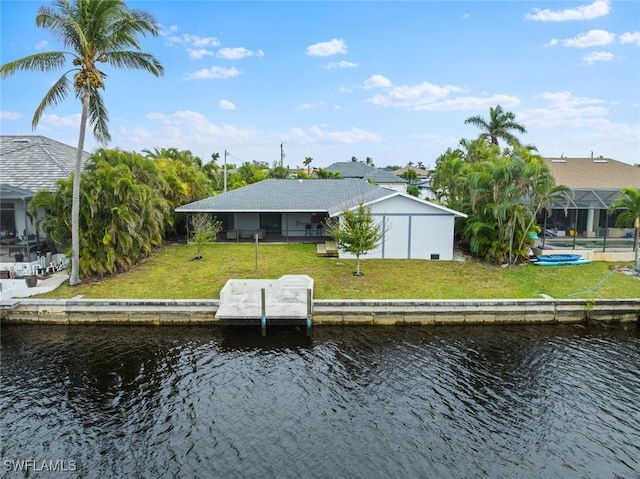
[1, 324, 638, 478]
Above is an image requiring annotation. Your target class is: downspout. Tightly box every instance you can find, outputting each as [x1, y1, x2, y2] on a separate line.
[22, 196, 28, 260]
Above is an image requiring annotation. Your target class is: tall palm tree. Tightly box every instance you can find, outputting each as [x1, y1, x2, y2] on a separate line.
[303, 156, 313, 174]
[609, 187, 640, 269]
[464, 105, 527, 146]
[0, 0, 163, 285]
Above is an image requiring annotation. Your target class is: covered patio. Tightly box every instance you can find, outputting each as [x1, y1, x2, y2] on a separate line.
[539, 188, 635, 253]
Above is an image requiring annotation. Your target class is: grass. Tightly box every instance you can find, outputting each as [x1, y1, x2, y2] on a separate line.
[36, 243, 640, 300]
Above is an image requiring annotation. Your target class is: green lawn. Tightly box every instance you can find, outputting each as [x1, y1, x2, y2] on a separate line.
[38, 243, 639, 300]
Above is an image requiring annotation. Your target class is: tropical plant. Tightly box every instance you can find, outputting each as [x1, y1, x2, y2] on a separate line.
[326, 202, 383, 276]
[365, 157, 375, 167]
[316, 168, 341, 179]
[237, 162, 267, 184]
[406, 185, 420, 197]
[268, 165, 290, 179]
[31, 149, 170, 277]
[189, 213, 222, 260]
[609, 187, 640, 268]
[0, 0, 163, 285]
[303, 156, 313, 174]
[433, 138, 567, 265]
[400, 169, 419, 184]
[464, 105, 527, 146]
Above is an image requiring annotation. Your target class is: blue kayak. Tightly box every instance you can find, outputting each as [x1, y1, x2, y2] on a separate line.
[534, 259, 591, 266]
[535, 254, 582, 262]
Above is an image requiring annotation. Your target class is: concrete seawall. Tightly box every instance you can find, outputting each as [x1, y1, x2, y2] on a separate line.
[1, 298, 638, 326]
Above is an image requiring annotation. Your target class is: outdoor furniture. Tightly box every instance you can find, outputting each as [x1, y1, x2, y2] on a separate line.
[316, 224, 323, 236]
[305, 224, 312, 236]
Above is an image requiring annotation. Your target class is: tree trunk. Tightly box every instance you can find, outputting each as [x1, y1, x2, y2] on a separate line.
[69, 90, 90, 286]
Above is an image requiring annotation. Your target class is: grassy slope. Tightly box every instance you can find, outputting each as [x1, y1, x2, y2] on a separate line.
[37, 243, 639, 300]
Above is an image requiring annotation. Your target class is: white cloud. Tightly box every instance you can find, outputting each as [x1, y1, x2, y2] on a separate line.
[525, 0, 610, 22]
[34, 40, 48, 51]
[0, 111, 21, 120]
[362, 75, 392, 89]
[550, 29, 615, 48]
[309, 125, 381, 144]
[189, 49, 214, 60]
[522, 91, 609, 128]
[538, 91, 606, 108]
[183, 66, 241, 80]
[420, 95, 520, 112]
[40, 113, 81, 128]
[296, 101, 327, 110]
[181, 34, 220, 48]
[218, 47, 260, 60]
[306, 39, 347, 57]
[620, 32, 640, 46]
[324, 60, 358, 69]
[219, 100, 236, 110]
[582, 51, 615, 65]
[159, 25, 220, 59]
[366, 81, 463, 109]
[142, 110, 256, 145]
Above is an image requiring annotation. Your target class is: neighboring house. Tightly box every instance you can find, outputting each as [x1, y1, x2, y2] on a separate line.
[390, 166, 434, 199]
[543, 157, 640, 237]
[325, 162, 408, 193]
[0, 135, 89, 259]
[176, 178, 466, 260]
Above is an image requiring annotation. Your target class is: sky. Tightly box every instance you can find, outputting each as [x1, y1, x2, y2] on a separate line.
[1, 0, 639, 169]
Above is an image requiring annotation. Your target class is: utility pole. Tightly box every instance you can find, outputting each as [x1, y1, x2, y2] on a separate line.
[280, 143, 285, 168]
[224, 150, 228, 193]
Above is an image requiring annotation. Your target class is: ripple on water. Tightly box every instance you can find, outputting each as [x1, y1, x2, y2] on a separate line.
[1, 324, 639, 478]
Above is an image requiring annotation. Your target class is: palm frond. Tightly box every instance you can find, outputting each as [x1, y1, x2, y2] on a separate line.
[0, 52, 67, 77]
[32, 74, 72, 129]
[104, 51, 164, 76]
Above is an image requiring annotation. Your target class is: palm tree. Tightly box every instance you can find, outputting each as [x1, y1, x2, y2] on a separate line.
[0, 0, 163, 285]
[365, 157, 374, 167]
[609, 187, 640, 269]
[464, 105, 527, 146]
[303, 156, 313, 174]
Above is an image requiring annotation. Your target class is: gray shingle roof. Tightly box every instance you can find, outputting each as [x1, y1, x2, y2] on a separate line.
[326, 162, 407, 184]
[176, 178, 395, 216]
[0, 135, 90, 193]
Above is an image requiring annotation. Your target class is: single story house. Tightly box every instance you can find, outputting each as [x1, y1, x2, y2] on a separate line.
[176, 178, 466, 260]
[0, 135, 89, 260]
[543, 157, 640, 238]
[325, 162, 408, 193]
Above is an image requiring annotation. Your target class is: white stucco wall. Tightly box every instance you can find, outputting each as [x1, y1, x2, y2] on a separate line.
[338, 194, 459, 261]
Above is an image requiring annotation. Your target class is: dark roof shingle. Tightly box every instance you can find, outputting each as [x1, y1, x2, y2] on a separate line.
[0, 135, 90, 193]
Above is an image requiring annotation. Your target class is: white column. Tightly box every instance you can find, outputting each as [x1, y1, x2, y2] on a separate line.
[586, 208, 595, 233]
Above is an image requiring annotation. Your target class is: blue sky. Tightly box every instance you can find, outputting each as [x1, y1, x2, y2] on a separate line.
[1, 0, 639, 168]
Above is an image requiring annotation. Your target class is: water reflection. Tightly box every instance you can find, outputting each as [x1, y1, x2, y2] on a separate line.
[1, 324, 639, 478]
